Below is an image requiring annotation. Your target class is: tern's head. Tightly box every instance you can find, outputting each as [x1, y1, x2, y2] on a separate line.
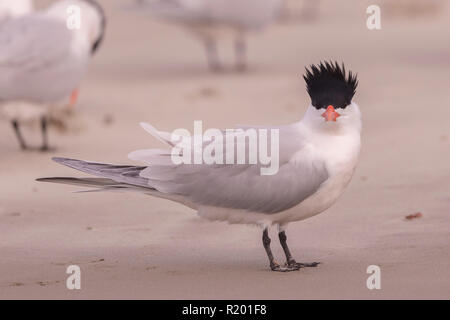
[47, 0, 106, 55]
[302, 61, 360, 132]
[83, 0, 106, 54]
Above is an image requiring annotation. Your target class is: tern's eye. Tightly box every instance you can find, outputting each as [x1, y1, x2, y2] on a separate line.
[313, 100, 350, 110]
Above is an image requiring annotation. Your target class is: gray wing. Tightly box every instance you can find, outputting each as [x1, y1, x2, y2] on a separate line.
[141, 162, 327, 214]
[42, 123, 328, 214]
[129, 123, 329, 214]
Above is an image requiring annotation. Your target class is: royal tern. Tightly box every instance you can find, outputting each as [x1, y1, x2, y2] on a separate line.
[0, 0, 106, 151]
[38, 61, 360, 272]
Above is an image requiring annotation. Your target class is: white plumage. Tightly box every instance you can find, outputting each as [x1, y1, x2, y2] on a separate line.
[0, 0, 33, 23]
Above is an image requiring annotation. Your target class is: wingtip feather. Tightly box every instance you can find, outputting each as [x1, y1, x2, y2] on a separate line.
[140, 122, 158, 134]
[52, 157, 74, 164]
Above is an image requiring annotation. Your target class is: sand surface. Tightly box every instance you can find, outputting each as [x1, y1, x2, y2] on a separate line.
[1, 0, 449, 299]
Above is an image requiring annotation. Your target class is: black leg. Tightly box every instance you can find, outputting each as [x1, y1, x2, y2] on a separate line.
[11, 120, 27, 150]
[262, 228, 278, 270]
[278, 230, 320, 268]
[279, 230, 295, 264]
[40, 116, 49, 151]
[234, 34, 247, 71]
[204, 38, 221, 72]
[263, 228, 299, 272]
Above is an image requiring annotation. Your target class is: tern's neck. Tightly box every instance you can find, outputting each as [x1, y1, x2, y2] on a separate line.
[45, 0, 101, 48]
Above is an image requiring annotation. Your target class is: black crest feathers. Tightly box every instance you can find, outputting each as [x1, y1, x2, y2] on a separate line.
[303, 61, 358, 109]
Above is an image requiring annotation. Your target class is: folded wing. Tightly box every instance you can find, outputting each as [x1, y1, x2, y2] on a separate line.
[129, 122, 328, 214]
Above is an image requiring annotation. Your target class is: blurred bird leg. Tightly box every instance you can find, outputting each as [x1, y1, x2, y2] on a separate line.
[69, 88, 79, 108]
[11, 120, 27, 150]
[40, 116, 50, 151]
[299, 0, 320, 21]
[234, 32, 247, 71]
[204, 38, 221, 72]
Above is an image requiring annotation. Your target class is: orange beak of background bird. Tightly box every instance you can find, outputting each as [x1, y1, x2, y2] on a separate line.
[322, 105, 340, 122]
[69, 89, 79, 108]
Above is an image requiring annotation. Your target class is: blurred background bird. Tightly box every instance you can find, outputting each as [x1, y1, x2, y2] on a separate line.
[0, 0, 106, 151]
[134, 0, 282, 72]
[0, 0, 33, 23]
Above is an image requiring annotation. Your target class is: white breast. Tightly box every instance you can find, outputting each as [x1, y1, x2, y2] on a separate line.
[274, 130, 361, 225]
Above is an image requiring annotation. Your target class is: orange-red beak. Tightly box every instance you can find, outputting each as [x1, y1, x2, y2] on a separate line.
[321, 105, 340, 122]
[69, 89, 79, 108]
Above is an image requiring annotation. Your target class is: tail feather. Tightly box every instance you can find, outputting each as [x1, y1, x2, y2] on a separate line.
[37, 177, 119, 188]
[37, 177, 156, 194]
[50, 157, 151, 188]
[38, 158, 198, 209]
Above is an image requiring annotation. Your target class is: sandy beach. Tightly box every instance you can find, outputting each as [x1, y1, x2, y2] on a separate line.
[0, 0, 449, 299]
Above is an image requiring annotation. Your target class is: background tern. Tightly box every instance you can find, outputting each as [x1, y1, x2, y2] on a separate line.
[0, 0, 33, 23]
[135, 0, 282, 71]
[38, 61, 360, 272]
[0, 0, 106, 151]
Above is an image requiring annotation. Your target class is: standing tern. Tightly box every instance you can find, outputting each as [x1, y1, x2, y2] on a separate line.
[136, 0, 282, 71]
[38, 61, 360, 272]
[0, 0, 106, 151]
